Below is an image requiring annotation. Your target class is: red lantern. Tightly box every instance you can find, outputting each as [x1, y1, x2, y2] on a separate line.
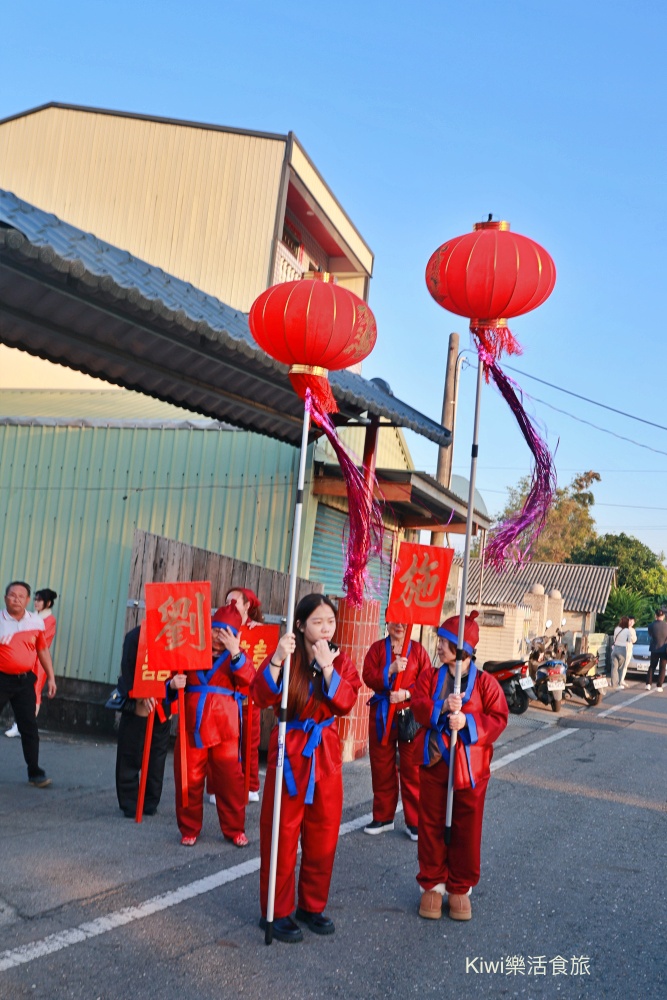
[249, 275, 377, 413]
[426, 219, 556, 361]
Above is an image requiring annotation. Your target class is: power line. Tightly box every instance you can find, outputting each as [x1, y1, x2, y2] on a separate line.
[527, 393, 667, 458]
[505, 364, 667, 434]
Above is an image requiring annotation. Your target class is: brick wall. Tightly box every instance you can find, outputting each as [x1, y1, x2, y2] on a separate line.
[336, 597, 381, 761]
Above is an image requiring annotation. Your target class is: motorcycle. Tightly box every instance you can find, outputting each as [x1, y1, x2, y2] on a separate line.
[482, 658, 531, 714]
[547, 627, 607, 707]
[526, 635, 567, 712]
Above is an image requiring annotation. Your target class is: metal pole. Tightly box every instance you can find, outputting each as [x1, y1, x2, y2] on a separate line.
[265, 397, 311, 945]
[445, 355, 484, 843]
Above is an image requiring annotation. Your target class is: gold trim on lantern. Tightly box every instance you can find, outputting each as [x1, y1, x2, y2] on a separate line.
[290, 364, 329, 377]
[470, 318, 508, 328]
[473, 220, 511, 232]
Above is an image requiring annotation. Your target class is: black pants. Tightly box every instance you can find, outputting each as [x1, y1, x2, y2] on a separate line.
[647, 652, 666, 687]
[115, 711, 171, 814]
[0, 670, 43, 778]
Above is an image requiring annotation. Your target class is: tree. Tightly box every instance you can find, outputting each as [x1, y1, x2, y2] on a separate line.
[568, 532, 667, 595]
[597, 586, 653, 632]
[493, 471, 600, 563]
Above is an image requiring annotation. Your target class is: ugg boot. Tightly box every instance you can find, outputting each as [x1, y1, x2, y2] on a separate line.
[419, 889, 444, 920]
[447, 893, 472, 920]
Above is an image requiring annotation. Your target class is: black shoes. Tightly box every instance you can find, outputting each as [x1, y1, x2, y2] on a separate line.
[363, 819, 394, 835]
[406, 825, 418, 841]
[258, 915, 303, 943]
[28, 772, 52, 788]
[295, 907, 335, 935]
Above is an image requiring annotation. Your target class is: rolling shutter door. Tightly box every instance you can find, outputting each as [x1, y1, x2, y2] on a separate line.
[310, 503, 395, 618]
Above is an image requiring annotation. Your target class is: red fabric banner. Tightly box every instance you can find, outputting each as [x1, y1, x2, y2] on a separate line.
[145, 581, 212, 675]
[239, 624, 281, 672]
[385, 543, 454, 626]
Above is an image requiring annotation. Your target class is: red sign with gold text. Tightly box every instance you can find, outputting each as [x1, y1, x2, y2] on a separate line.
[145, 581, 212, 674]
[239, 624, 281, 673]
[385, 543, 454, 626]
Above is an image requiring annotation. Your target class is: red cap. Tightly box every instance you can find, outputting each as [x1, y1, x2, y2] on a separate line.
[437, 610, 480, 655]
[212, 602, 243, 635]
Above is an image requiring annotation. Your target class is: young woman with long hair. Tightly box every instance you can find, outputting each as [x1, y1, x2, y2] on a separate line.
[251, 593, 361, 943]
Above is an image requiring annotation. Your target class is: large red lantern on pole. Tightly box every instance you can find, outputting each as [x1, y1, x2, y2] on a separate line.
[249, 274, 377, 412]
[248, 273, 382, 944]
[425, 217, 556, 845]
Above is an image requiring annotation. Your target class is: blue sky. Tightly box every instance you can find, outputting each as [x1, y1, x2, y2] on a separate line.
[3, 1, 667, 557]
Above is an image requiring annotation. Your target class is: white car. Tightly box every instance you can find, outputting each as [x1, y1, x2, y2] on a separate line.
[627, 627, 650, 676]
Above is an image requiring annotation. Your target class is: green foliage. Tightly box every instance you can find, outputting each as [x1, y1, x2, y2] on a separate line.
[597, 586, 653, 633]
[569, 532, 667, 593]
[494, 471, 600, 563]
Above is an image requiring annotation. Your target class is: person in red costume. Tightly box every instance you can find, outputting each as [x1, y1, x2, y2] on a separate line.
[412, 610, 507, 922]
[169, 603, 255, 848]
[362, 621, 431, 840]
[225, 586, 264, 803]
[252, 593, 361, 944]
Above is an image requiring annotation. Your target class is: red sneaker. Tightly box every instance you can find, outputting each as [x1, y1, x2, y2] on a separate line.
[233, 832, 249, 848]
[181, 835, 197, 847]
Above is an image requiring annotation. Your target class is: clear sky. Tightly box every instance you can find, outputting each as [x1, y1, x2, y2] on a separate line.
[2, 1, 666, 558]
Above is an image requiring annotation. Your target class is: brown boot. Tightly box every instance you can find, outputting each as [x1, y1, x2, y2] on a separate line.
[447, 893, 472, 921]
[418, 889, 443, 920]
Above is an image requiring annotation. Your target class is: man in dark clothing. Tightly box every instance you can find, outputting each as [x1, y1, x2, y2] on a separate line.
[646, 610, 667, 691]
[115, 626, 172, 817]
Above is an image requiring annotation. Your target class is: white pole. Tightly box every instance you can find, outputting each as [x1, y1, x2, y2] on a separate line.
[445, 356, 484, 843]
[265, 397, 311, 944]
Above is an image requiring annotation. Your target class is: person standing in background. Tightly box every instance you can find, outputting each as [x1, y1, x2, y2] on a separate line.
[6, 587, 58, 738]
[611, 616, 637, 689]
[646, 609, 667, 692]
[0, 581, 57, 787]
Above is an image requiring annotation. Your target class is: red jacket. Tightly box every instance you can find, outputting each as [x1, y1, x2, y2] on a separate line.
[252, 651, 361, 802]
[181, 651, 255, 751]
[362, 637, 431, 740]
[412, 662, 508, 789]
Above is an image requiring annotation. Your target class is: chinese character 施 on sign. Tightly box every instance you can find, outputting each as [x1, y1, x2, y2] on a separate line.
[145, 581, 212, 675]
[385, 543, 454, 626]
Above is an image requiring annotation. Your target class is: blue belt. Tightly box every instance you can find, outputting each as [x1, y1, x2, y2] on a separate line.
[368, 692, 390, 741]
[283, 716, 336, 804]
[187, 683, 245, 753]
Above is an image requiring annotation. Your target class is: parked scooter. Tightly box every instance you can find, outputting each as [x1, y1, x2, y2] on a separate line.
[526, 633, 567, 712]
[482, 658, 531, 714]
[547, 628, 607, 706]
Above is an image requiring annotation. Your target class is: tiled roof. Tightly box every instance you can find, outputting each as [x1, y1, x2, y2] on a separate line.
[459, 559, 617, 614]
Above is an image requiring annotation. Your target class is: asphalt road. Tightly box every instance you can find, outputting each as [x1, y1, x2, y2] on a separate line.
[1, 679, 666, 1000]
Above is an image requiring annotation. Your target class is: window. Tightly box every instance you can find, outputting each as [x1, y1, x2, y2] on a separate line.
[480, 610, 505, 628]
[281, 221, 301, 259]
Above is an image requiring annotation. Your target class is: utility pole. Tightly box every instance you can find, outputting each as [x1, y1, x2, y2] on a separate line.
[431, 332, 459, 547]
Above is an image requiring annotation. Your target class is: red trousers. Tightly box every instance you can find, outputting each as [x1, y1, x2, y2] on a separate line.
[174, 738, 246, 840]
[417, 759, 489, 896]
[259, 764, 343, 919]
[368, 715, 420, 828]
[241, 700, 261, 793]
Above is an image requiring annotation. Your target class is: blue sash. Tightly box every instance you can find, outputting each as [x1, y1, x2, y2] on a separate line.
[282, 716, 336, 804]
[186, 651, 245, 753]
[367, 637, 411, 741]
[422, 662, 478, 787]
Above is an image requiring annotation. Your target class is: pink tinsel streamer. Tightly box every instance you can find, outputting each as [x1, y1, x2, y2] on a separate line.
[307, 391, 384, 607]
[474, 342, 557, 571]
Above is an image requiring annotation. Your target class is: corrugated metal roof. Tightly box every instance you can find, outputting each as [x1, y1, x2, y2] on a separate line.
[0, 189, 450, 448]
[0, 387, 228, 427]
[459, 559, 617, 614]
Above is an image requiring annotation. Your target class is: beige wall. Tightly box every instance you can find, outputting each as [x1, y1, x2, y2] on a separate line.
[474, 605, 530, 666]
[0, 107, 286, 312]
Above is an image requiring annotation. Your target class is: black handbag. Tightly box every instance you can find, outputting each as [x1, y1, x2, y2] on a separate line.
[396, 707, 420, 743]
[104, 687, 127, 711]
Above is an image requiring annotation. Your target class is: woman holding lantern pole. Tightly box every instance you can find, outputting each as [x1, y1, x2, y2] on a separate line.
[252, 593, 361, 944]
[362, 620, 431, 841]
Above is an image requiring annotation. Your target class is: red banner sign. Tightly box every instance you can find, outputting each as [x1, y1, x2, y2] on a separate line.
[145, 581, 212, 674]
[239, 624, 281, 672]
[385, 543, 454, 626]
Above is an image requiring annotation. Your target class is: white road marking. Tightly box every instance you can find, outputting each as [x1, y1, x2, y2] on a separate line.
[490, 727, 578, 771]
[597, 690, 651, 718]
[0, 726, 581, 974]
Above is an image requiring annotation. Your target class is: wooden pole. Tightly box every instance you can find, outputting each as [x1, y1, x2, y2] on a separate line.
[432, 332, 459, 547]
[244, 698, 253, 805]
[178, 688, 188, 809]
[381, 629, 412, 746]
